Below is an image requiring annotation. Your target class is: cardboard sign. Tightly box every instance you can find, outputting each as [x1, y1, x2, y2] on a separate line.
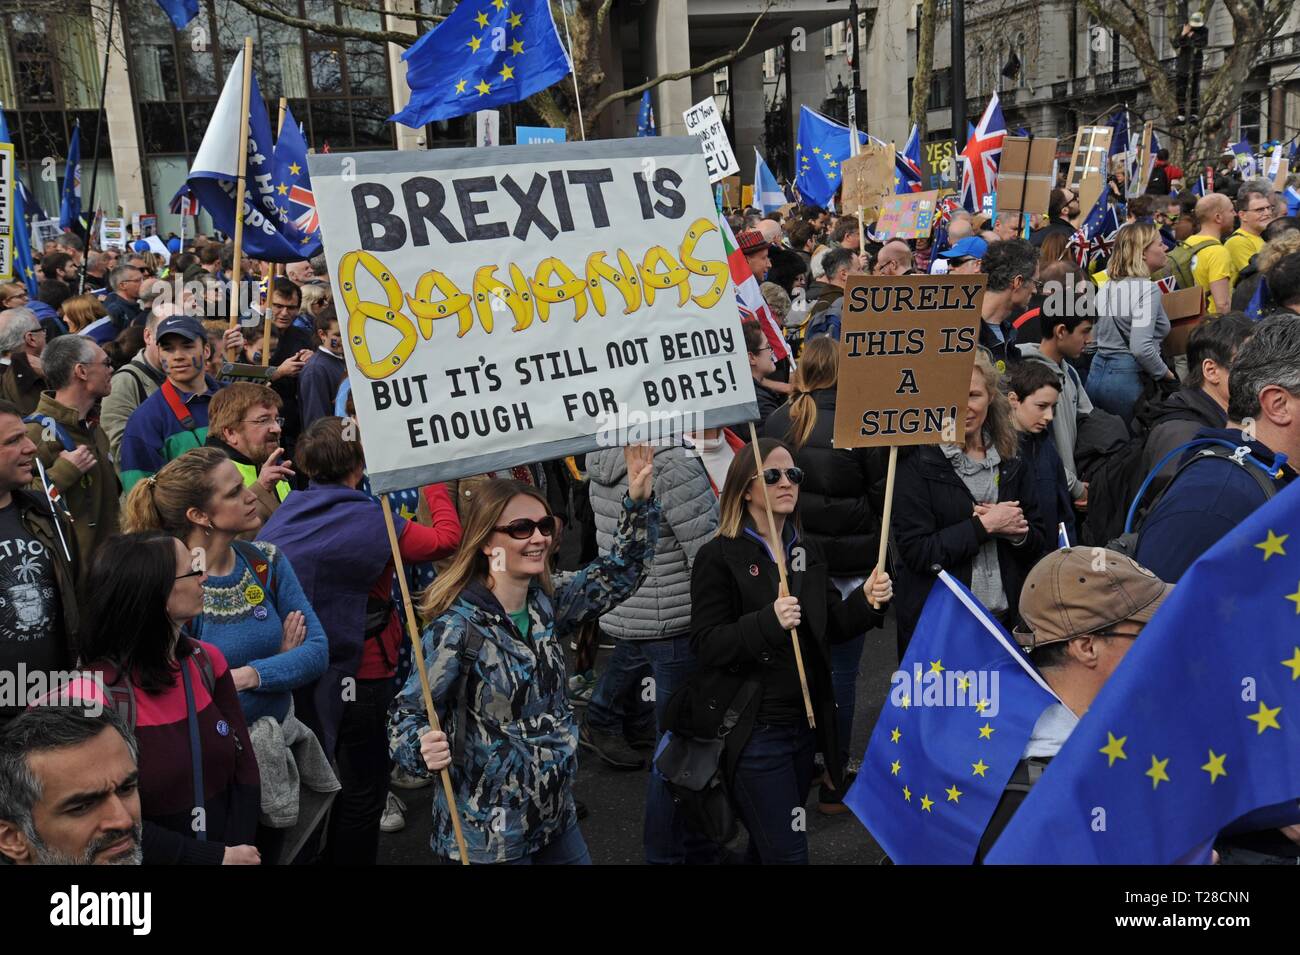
[1162, 286, 1206, 356]
[132, 213, 157, 238]
[218, 362, 275, 386]
[99, 217, 128, 249]
[832, 274, 986, 449]
[874, 190, 939, 241]
[840, 143, 895, 220]
[721, 175, 742, 208]
[1272, 158, 1290, 192]
[0, 143, 12, 283]
[682, 97, 739, 183]
[516, 125, 566, 145]
[741, 184, 754, 210]
[1067, 126, 1111, 226]
[996, 135, 1058, 219]
[921, 139, 957, 191]
[307, 137, 757, 492]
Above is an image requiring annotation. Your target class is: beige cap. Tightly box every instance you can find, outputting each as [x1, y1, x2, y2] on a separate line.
[1014, 548, 1173, 649]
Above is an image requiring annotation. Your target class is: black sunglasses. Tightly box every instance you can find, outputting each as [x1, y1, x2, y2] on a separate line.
[175, 569, 204, 581]
[753, 467, 805, 486]
[494, 516, 558, 540]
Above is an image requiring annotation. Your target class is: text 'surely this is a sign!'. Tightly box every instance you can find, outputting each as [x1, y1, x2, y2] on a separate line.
[832, 275, 986, 450]
[308, 137, 757, 493]
[682, 97, 739, 183]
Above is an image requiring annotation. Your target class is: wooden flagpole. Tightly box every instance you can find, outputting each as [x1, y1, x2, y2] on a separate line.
[871, 446, 898, 610]
[380, 496, 470, 864]
[226, 36, 254, 363]
[261, 96, 288, 368]
[746, 421, 815, 729]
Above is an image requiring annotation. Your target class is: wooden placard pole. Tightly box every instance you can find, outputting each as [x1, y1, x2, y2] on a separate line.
[380, 495, 470, 864]
[871, 446, 898, 610]
[746, 421, 815, 729]
[227, 36, 254, 363]
[260, 96, 289, 368]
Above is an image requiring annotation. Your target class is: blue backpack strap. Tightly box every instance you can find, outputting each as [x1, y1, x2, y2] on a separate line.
[23, 414, 75, 452]
[1125, 438, 1288, 533]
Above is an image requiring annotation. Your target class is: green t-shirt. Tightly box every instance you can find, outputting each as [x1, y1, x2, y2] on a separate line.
[509, 607, 530, 639]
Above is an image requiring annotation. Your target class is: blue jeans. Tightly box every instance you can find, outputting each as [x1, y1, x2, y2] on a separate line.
[637, 634, 717, 864]
[830, 632, 866, 771]
[1086, 351, 1144, 423]
[502, 823, 591, 865]
[587, 637, 655, 736]
[731, 722, 818, 864]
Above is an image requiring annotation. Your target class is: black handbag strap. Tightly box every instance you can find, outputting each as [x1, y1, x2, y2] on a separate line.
[716, 680, 762, 739]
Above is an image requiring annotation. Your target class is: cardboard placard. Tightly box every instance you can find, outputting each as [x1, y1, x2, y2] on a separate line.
[1272, 158, 1290, 192]
[874, 190, 940, 241]
[721, 176, 742, 207]
[996, 135, 1058, 219]
[832, 274, 987, 449]
[840, 143, 896, 220]
[682, 97, 739, 183]
[741, 184, 754, 210]
[1162, 286, 1205, 356]
[1067, 126, 1112, 227]
[921, 139, 957, 191]
[218, 362, 275, 386]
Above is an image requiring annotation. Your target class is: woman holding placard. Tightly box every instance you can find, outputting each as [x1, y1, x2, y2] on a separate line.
[389, 447, 660, 865]
[891, 351, 1044, 652]
[666, 438, 892, 864]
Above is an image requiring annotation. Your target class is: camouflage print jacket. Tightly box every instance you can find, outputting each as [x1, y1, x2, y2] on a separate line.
[389, 495, 659, 863]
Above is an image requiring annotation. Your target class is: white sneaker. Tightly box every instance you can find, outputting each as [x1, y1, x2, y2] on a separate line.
[390, 766, 432, 790]
[380, 792, 406, 833]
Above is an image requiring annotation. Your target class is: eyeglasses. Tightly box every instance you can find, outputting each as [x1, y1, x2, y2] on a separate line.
[494, 516, 558, 540]
[79, 358, 113, 369]
[175, 569, 204, 581]
[1247, 205, 1273, 215]
[1088, 627, 1143, 640]
[243, 415, 284, 428]
[752, 467, 805, 486]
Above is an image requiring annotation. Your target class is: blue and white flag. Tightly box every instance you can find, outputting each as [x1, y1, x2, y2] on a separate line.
[186, 47, 322, 262]
[636, 90, 657, 137]
[59, 124, 81, 232]
[0, 109, 37, 293]
[754, 149, 784, 214]
[155, 0, 198, 30]
[392, 0, 573, 128]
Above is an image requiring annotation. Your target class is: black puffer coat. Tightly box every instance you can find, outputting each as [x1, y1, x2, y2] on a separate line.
[762, 388, 888, 577]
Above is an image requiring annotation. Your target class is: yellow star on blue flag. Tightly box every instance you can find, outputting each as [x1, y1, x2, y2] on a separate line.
[794, 105, 868, 208]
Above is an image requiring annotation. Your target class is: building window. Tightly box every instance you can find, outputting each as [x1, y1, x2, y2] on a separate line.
[1238, 93, 1262, 147]
[928, 68, 952, 110]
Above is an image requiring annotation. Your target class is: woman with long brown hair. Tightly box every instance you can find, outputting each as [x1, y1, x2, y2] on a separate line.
[762, 337, 888, 813]
[389, 447, 660, 864]
[891, 350, 1044, 651]
[63, 294, 116, 345]
[665, 437, 891, 863]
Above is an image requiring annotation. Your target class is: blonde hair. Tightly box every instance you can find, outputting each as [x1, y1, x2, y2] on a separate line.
[1259, 231, 1300, 275]
[1107, 222, 1161, 280]
[716, 437, 797, 539]
[959, 350, 1018, 461]
[418, 480, 555, 620]
[300, 283, 332, 316]
[60, 294, 108, 333]
[122, 447, 229, 538]
[783, 336, 839, 451]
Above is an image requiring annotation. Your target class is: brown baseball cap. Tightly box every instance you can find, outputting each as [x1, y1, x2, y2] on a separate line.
[1014, 548, 1173, 649]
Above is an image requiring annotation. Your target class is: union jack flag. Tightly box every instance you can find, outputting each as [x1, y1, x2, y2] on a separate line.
[895, 124, 923, 194]
[170, 185, 200, 216]
[959, 93, 1006, 213]
[1066, 190, 1121, 269]
[288, 184, 319, 236]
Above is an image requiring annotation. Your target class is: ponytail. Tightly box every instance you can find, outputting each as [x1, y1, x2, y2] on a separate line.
[783, 336, 839, 451]
[122, 478, 166, 533]
[120, 447, 228, 539]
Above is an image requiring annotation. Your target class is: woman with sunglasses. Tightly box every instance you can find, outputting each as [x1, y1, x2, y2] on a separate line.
[762, 336, 889, 815]
[260, 416, 462, 863]
[667, 438, 892, 864]
[78, 532, 263, 864]
[390, 446, 659, 865]
[123, 447, 332, 860]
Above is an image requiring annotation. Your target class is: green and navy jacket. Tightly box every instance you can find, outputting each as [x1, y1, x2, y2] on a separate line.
[119, 377, 222, 492]
[389, 495, 659, 863]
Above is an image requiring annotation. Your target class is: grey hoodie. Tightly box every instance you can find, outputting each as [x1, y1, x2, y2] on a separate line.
[1018, 342, 1091, 499]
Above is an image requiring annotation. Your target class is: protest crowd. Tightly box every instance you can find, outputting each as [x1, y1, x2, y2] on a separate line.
[3, 3, 1300, 875]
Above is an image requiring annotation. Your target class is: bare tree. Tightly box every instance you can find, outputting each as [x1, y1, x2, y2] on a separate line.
[222, 0, 774, 138]
[909, 0, 937, 142]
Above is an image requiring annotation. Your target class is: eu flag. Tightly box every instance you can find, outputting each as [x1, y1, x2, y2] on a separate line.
[845, 572, 1057, 864]
[987, 482, 1300, 864]
[269, 105, 323, 255]
[795, 105, 867, 209]
[636, 90, 657, 137]
[392, 0, 573, 128]
[59, 123, 81, 232]
[155, 0, 198, 30]
[0, 110, 37, 294]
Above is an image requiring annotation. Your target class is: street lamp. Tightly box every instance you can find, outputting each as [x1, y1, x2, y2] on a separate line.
[828, 0, 862, 130]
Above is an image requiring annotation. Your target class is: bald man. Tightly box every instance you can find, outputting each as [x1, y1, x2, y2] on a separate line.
[1189, 193, 1236, 315]
[873, 239, 914, 276]
[756, 218, 784, 246]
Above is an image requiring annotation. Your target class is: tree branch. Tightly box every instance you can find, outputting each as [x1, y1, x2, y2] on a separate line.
[224, 0, 419, 46]
[585, 0, 773, 121]
[348, 0, 445, 26]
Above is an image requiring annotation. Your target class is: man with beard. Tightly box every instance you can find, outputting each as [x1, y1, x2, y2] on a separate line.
[0, 706, 142, 865]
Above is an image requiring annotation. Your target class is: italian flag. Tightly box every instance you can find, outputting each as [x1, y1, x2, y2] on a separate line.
[721, 217, 791, 362]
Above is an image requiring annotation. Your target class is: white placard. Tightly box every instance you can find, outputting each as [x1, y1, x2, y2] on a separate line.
[99, 217, 128, 249]
[308, 137, 757, 492]
[30, 217, 63, 253]
[475, 110, 500, 148]
[682, 97, 739, 183]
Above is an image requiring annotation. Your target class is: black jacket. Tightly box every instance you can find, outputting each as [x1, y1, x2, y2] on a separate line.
[762, 388, 888, 576]
[891, 445, 1044, 651]
[1018, 429, 1075, 547]
[1030, 218, 1076, 248]
[665, 528, 884, 789]
[753, 380, 784, 430]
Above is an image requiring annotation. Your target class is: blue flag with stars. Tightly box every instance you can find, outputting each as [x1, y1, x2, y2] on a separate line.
[795, 106, 867, 209]
[392, 0, 573, 128]
[0, 109, 38, 294]
[845, 572, 1057, 864]
[636, 90, 657, 137]
[59, 123, 81, 232]
[269, 105, 323, 256]
[987, 482, 1300, 864]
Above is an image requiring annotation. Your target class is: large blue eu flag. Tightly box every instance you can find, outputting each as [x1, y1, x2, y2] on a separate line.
[794, 106, 867, 209]
[392, 0, 573, 128]
[987, 481, 1300, 864]
[845, 572, 1057, 864]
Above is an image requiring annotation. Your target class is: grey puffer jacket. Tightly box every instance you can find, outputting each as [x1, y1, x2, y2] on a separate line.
[587, 445, 719, 640]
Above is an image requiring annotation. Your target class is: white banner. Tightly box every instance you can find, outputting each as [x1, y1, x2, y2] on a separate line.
[309, 138, 757, 492]
[30, 217, 63, 253]
[682, 98, 739, 183]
